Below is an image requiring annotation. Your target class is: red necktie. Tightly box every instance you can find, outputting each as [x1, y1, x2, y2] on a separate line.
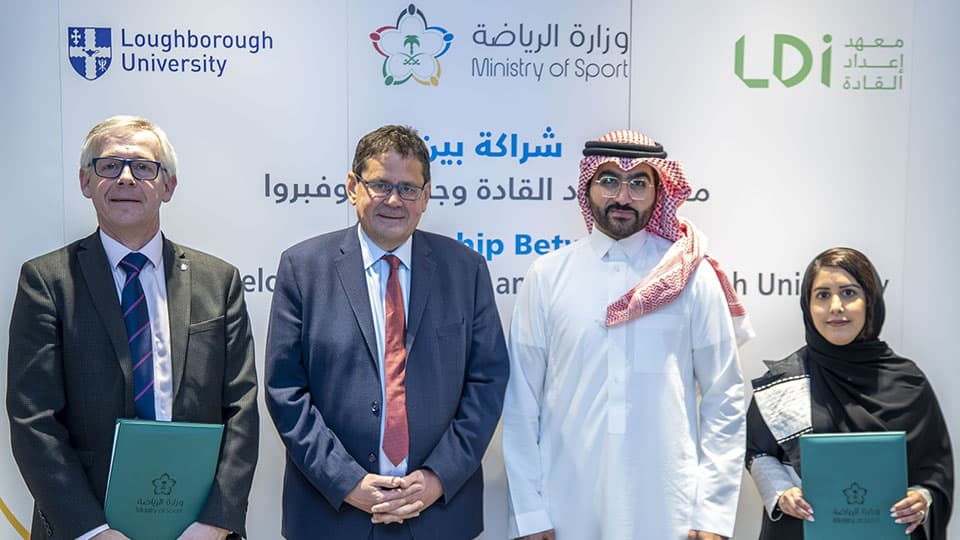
[381, 255, 409, 466]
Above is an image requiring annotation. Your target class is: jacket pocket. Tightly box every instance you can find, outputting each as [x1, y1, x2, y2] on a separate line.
[188, 316, 224, 334]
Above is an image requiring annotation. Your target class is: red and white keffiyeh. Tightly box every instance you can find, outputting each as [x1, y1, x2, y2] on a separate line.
[578, 129, 754, 345]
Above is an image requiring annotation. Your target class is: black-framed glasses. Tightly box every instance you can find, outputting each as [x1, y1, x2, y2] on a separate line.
[356, 174, 427, 201]
[593, 174, 653, 201]
[90, 157, 165, 181]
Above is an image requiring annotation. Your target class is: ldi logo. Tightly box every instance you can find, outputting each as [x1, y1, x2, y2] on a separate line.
[735, 34, 832, 88]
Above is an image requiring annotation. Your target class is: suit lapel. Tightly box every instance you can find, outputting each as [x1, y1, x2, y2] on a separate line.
[77, 232, 133, 391]
[406, 231, 435, 353]
[335, 226, 378, 366]
[163, 237, 191, 402]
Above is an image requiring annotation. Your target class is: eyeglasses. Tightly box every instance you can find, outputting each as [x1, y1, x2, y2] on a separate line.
[90, 157, 165, 181]
[356, 175, 427, 201]
[592, 174, 653, 201]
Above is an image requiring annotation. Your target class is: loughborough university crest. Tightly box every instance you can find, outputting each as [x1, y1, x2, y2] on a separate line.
[68, 27, 112, 80]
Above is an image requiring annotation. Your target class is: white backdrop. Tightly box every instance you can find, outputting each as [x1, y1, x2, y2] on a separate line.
[2, 1, 958, 538]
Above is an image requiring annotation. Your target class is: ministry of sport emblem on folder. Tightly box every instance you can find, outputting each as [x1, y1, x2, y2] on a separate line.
[68, 26, 112, 80]
[842, 481, 868, 505]
[152, 472, 177, 496]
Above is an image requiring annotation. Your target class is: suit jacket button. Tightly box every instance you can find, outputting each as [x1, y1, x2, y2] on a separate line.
[39, 511, 52, 536]
[368, 452, 377, 463]
[371, 401, 380, 416]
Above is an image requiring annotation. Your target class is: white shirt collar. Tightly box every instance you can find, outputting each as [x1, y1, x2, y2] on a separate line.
[357, 225, 413, 271]
[100, 229, 164, 270]
[589, 227, 650, 260]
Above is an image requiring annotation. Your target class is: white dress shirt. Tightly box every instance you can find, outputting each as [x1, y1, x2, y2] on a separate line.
[503, 229, 746, 540]
[79, 230, 174, 539]
[357, 225, 412, 477]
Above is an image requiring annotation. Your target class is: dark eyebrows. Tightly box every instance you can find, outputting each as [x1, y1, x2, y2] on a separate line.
[597, 169, 652, 180]
[362, 176, 427, 188]
[812, 284, 862, 293]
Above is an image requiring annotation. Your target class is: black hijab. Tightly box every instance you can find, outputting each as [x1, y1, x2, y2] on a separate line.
[800, 250, 953, 539]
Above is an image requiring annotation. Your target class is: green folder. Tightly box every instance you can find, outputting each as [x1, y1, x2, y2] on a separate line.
[104, 419, 224, 540]
[799, 431, 907, 540]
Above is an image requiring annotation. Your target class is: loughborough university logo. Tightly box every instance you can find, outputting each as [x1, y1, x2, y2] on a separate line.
[68, 27, 112, 80]
[370, 4, 453, 86]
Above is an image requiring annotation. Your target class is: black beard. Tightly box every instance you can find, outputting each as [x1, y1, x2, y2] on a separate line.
[591, 203, 652, 240]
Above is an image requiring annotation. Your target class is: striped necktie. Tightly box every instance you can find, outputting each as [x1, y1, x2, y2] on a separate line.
[119, 252, 156, 420]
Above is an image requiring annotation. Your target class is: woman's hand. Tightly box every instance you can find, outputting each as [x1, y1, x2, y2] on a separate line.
[891, 490, 928, 535]
[778, 487, 814, 521]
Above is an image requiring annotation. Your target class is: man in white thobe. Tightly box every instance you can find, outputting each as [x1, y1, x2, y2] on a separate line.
[503, 129, 753, 540]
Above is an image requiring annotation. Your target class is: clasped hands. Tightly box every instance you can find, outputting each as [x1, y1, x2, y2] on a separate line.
[778, 487, 928, 534]
[346, 469, 443, 524]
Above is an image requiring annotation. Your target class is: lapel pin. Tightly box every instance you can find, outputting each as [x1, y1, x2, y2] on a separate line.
[180, 262, 189, 271]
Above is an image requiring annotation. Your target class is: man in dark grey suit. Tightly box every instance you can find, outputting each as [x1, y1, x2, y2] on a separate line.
[6, 116, 259, 540]
[265, 125, 509, 539]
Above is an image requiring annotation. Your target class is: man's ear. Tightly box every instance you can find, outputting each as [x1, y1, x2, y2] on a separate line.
[79, 167, 93, 199]
[160, 173, 178, 203]
[345, 171, 360, 205]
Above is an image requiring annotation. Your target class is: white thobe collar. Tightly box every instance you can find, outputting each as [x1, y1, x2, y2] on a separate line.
[588, 228, 651, 262]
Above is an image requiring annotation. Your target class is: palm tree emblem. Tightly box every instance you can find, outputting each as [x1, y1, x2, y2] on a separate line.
[404, 35, 420, 54]
[369, 4, 455, 86]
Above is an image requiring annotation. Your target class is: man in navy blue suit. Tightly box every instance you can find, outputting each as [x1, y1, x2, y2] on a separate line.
[265, 125, 509, 540]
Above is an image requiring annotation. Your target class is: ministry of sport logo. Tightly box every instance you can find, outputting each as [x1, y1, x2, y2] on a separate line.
[68, 27, 112, 81]
[370, 4, 454, 86]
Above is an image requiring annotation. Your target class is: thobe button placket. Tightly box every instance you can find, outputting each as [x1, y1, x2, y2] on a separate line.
[606, 256, 628, 435]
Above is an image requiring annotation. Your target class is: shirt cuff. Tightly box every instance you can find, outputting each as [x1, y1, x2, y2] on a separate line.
[75, 524, 110, 540]
[748, 455, 799, 519]
[511, 509, 553, 538]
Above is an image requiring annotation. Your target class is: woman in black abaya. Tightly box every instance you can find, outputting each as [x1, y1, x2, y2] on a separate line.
[745, 247, 953, 539]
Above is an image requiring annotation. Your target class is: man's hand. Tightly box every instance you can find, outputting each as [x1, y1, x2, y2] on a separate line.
[176, 522, 230, 540]
[778, 486, 814, 522]
[345, 473, 406, 514]
[370, 468, 443, 524]
[686, 531, 727, 540]
[91, 530, 130, 540]
[516, 529, 556, 540]
[891, 489, 929, 535]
